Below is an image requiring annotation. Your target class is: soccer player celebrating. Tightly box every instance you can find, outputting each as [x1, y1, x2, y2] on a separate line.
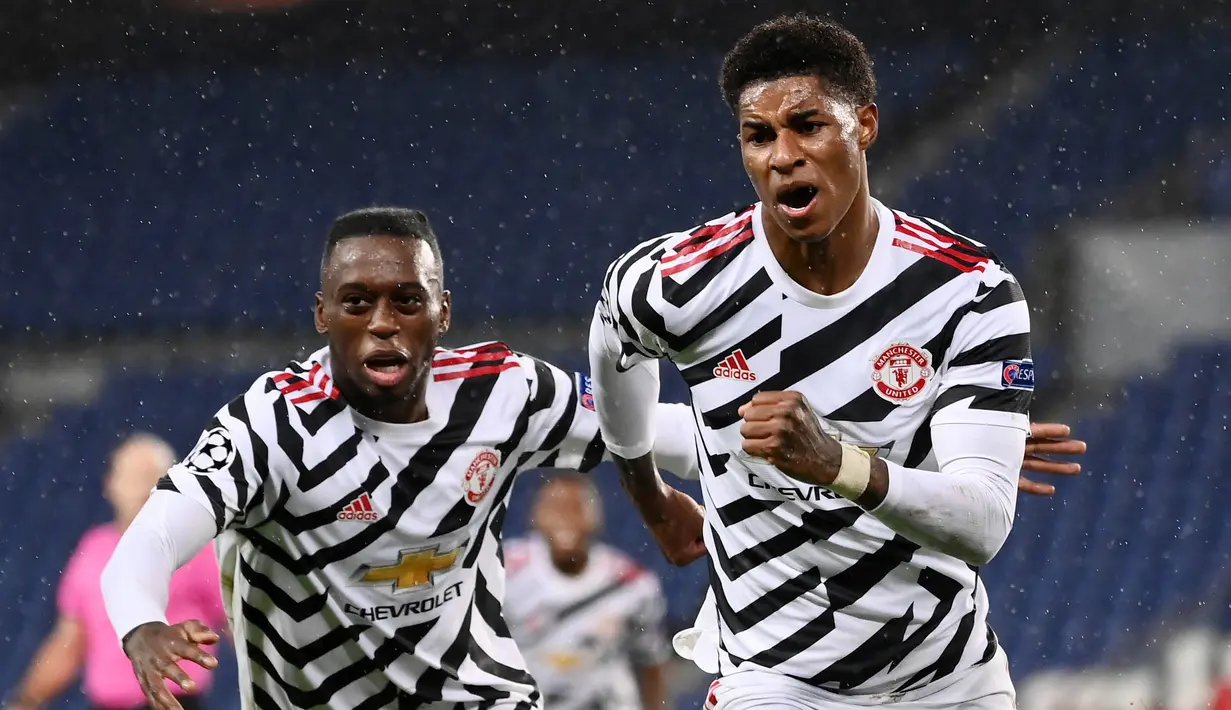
[589, 13, 1077, 710]
[504, 473, 672, 710]
[98, 207, 700, 710]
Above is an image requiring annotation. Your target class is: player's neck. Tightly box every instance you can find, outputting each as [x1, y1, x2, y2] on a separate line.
[355, 397, 430, 424]
[551, 551, 589, 576]
[762, 191, 878, 297]
[339, 376, 432, 424]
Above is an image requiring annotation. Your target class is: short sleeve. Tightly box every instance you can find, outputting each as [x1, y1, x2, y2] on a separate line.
[160, 390, 271, 534]
[515, 354, 607, 473]
[56, 534, 93, 620]
[931, 269, 1033, 431]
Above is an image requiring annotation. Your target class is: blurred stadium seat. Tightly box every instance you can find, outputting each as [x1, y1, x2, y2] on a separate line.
[898, 27, 1230, 273]
[0, 46, 966, 337]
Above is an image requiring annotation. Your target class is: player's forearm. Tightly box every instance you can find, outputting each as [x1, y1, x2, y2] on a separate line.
[101, 490, 217, 641]
[855, 423, 1023, 566]
[612, 453, 675, 523]
[863, 463, 1015, 565]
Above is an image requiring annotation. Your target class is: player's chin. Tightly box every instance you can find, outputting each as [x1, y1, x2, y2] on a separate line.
[356, 369, 417, 399]
[767, 204, 827, 241]
[780, 217, 834, 244]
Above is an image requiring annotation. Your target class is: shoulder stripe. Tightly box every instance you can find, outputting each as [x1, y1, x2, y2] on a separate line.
[433, 343, 518, 382]
[894, 213, 987, 258]
[891, 213, 989, 274]
[661, 211, 755, 277]
[271, 363, 341, 407]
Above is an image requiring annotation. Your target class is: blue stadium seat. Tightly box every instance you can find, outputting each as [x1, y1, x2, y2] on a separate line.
[898, 28, 1231, 276]
[0, 47, 968, 337]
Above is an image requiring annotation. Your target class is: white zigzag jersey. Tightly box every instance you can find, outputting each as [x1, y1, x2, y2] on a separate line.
[161, 343, 609, 710]
[503, 536, 670, 710]
[596, 199, 1034, 696]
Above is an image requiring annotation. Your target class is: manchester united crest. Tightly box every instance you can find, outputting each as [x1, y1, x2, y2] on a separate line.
[462, 449, 501, 505]
[871, 343, 934, 403]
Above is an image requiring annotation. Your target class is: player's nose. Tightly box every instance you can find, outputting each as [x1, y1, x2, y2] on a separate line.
[366, 301, 399, 337]
[769, 134, 807, 173]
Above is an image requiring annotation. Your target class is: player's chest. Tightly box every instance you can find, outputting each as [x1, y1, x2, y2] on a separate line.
[279, 429, 513, 539]
[684, 299, 947, 429]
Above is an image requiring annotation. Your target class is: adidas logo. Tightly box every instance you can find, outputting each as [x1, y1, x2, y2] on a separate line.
[713, 349, 757, 381]
[337, 492, 379, 522]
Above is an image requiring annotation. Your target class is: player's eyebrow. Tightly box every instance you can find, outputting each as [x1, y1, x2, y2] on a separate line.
[336, 280, 429, 292]
[788, 108, 824, 121]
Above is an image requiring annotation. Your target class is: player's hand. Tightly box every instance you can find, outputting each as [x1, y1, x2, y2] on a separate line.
[1019, 422, 1087, 496]
[646, 487, 707, 566]
[122, 620, 219, 710]
[738, 391, 841, 485]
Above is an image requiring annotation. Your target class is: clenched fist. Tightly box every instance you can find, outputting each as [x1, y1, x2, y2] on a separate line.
[738, 390, 843, 485]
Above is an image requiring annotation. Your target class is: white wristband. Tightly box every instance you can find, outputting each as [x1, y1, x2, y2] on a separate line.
[827, 444, 872, 500]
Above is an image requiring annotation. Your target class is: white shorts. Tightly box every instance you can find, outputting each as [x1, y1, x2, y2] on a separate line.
[701, 647, 1016, 710]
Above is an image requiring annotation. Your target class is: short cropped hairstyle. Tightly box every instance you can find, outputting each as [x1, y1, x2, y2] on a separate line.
[320, 206, 444, 282]
[719, 13, 877, 111]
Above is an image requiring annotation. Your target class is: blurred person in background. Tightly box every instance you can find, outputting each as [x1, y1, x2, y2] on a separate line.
[4, 434, 226, 710]
[505, 473, 671, 710]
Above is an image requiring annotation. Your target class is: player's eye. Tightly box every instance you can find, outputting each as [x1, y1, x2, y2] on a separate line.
[801, 122, 826, 134]
[744, 131, 772, 146]
[341, 294, 370, 309]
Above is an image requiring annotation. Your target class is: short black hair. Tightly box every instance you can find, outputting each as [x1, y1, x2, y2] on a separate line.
[719, 13, 877, 112]
[320, 206, 444, 281]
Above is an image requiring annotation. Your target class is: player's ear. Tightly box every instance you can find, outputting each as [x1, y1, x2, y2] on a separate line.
[313, 292, 328, 335]
[857, 103, 878, 150]
[438, 289, 452, 335]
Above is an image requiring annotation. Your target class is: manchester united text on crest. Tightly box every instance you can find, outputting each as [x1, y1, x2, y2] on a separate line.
[871, 343, 934, 403]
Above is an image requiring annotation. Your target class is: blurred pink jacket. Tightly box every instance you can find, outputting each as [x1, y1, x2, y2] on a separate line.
[58, 524, 226, 709]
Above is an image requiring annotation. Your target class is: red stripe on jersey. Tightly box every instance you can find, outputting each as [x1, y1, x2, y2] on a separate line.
[432, 350, 510, 368]
[670, 222, 726, 257]
[290, 391, 329, 405]
[892, 237, 984, 273]
[893, 219, 988, 271]
[616, 565, 647, 584]
[664, 206, 756, 259]
[661, 212, 753, 266]
[662, 225, 754, 277]
[894, 214, 987, 261]
[278, 379, 312, 394]
[273, 366, 341, 403]
[433, 361, 519, 382]
[437, 342, 510, 357]
[317, 373, 340, 400]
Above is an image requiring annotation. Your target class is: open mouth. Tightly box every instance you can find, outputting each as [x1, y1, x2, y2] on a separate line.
[776, 184, 819, 217]
[363, 351, 411, 387]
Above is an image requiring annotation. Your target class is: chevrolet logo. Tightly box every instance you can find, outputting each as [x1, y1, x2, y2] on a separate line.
[355, 545, 461, 593]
